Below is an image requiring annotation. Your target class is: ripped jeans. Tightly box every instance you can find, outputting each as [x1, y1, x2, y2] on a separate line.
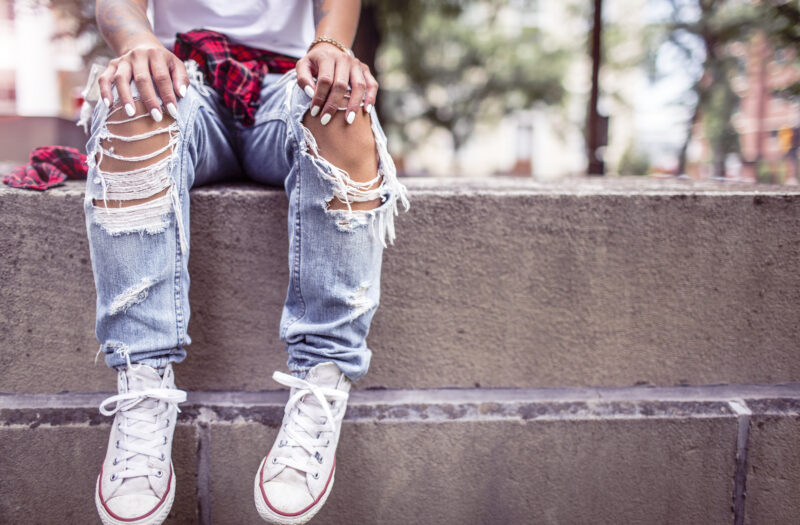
[83, 67, 409, 382]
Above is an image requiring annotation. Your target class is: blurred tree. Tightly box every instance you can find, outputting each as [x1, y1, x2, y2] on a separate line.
[754, 1, 800, 101]
[46, 0, 111, 61]
[650, 0, 758, 178]
[364, 0, 568, 166]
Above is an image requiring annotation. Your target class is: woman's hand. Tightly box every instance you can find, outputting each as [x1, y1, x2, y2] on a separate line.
[97, 43, 189, 121]
[296, 42, 378, 125]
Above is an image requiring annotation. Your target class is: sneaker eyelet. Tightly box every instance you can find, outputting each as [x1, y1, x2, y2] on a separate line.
[115, 440, 120, 449]
[156, 470, 163, 478]
[163, 436, 168, 445]
[313, 473, 320, 479]
[112, 458, 118, 466]
[110, 474, 117, 481]
[272, 457, 277, 464]
[160, 453, 166, 462]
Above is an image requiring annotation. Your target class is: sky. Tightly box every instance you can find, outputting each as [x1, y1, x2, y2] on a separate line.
[631, 0, 702, 169]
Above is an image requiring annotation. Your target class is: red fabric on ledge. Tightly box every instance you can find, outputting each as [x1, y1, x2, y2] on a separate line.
[2, 146, 87, 191]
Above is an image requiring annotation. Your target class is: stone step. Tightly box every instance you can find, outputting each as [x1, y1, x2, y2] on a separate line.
[2, 177, 799, 393]
[2, 384, 798, 524]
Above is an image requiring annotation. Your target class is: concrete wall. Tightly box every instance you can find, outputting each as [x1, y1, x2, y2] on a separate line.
[3, 387, 799, 524]
[2, 176, 799, 523]
[2, 178, 800, 393]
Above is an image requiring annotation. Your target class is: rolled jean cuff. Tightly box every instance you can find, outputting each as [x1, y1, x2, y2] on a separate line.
[106, 346, 186, 370]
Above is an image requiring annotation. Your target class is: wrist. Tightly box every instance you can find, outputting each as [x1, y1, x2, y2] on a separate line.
[118, 36, 164, 57]
[309, 36, 353, 56]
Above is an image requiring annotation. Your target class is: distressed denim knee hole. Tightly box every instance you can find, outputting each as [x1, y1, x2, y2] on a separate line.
[87, 100, 188, 252]
[293, 100, 410, 247]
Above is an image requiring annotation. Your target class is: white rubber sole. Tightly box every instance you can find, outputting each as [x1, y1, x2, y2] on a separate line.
[94, 470, 176, 525]
[253, 457, 335, 525]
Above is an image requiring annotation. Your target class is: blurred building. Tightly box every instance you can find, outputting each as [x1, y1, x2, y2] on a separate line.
[0, 0, 89, 119]
[731, 33, 800, 184]
[684, 33, 800, 184]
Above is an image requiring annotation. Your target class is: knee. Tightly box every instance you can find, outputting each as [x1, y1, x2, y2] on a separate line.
[88, 99, 183, 239]
[301, 109, 382, 211]
[91, 99, 179, 208]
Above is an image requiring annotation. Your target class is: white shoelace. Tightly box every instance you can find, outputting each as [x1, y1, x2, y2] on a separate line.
[271, 371, 349, 476]
[99, 383, 187, 481]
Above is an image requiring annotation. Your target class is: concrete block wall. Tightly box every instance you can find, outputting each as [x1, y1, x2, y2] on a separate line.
[2, 177, 800, 524]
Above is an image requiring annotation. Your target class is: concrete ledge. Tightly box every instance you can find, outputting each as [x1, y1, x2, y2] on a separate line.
[214, 417, 735, 524]
[0, 424, 199, 525]
[743, 398, 800, 525]
[2, 177, 800, 393]
[2, 386, 798, 524]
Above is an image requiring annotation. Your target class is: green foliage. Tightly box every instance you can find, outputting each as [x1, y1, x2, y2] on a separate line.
[370, 0, 568, 154]
[756, 158, 776, 184]
[755, 1, 800, 103]
[702, 66, 740, 166]
[618, 142, 651, 176]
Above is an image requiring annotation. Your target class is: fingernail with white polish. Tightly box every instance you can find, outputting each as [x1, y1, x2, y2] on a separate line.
[310, 105, 320, 117]
[346, 111, 355, 125]
[366, 104, 373, 113]
[166, 103, 178, 119]
[151, 108, 163, 122]
[103, 98, 111, 108]
[124, 103, 135, 117]
[321, 113, 331, 126]
[304, 85, 315, 98]
[179, 84, 187, 98]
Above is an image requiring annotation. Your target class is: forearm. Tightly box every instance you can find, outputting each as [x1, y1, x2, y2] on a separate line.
[312, 0, 360, 48]
[96, 0, 160, 56]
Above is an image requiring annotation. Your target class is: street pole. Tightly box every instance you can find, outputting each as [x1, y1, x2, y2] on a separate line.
[587, 0, 605, 176]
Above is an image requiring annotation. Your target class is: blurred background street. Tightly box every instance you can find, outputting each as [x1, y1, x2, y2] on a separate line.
[1, 0, 799, 183]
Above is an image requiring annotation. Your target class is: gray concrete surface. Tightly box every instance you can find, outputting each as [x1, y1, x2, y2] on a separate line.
[2, 385, 798, 524]
[0, 424, 198, 524]
[743, 398, 800, 525]
[211, 417, 737, 525]
[2, 177, 800, 393]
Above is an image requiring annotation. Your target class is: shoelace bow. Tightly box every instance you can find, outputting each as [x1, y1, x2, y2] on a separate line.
[99, 380, 187, 481]
[271, 371, 349, 475]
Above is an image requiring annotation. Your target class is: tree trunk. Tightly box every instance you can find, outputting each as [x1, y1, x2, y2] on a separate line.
[677, 94, 702, 176]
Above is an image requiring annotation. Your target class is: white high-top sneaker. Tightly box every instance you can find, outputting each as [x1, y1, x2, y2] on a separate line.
[254, 362, 351, 524]
[95, 362, 186, 525]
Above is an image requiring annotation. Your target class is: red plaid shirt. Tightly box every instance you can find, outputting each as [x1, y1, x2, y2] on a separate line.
[4, 29, 298, 191]
[174, 29, 298, 127]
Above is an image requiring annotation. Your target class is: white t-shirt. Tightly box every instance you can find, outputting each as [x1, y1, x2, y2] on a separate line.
[149, 0, 315, 58]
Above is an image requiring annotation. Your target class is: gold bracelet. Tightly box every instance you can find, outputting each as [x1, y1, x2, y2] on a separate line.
[309, 36, 352, 56]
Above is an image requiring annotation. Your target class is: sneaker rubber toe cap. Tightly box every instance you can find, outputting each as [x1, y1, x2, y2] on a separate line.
[262, 480, 315, 515]
[105, 494, 162, 520]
